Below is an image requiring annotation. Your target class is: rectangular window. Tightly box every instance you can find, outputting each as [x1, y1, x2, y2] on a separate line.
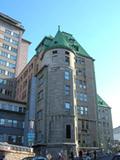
[12, 39, 18, 46]
[52, 50, 57, 54]
[79, 80, 83, 88]
[64, 71, 70, 80]
[0, 51, 8, 58]
[76, 80, 87, 89]
[77, 93, 87, 102]
[0, 59, 7, 66]
[10, 55, 17, 60]
[85, 107, 88, 115]
[76, 69, 82, 76]
[0, 69, 5, 75]
[80, 93, 84, 101]
[65, 56, 70, 65]
[9, 63, 16, 69]
[77, 106, 88, 116]
[11, 47, 18, 53]
[81, 58, 85, 64]
[66, 125, 71, 139]
[13, 32, 19, 38]
[65, 102, 71, 109]
[4, 36, 10, 42]
[83, 81, 87, 89]
[65, 85, 70, 95]
[0, 119, 5, 125]
[5, 29, 11, 35]
[65, 51, 70, 55]
[84, 94, 87, 102]
[82, 120, 84, 129]
[7, 119, 12, 127]
[80, 106, 84, 115]
[19, 107, 23, 113]
[13, 120, 17, 127]
[0, 79, 6, 84]
[8, 135, 16, 143]
[76, 57, 85, 64]
[0, 134, 4, 142]
[13, 106, 19, 112]
[2, 43, 9, 50]
[8, 72, 15, 78]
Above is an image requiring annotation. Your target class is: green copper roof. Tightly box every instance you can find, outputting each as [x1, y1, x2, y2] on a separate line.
[36, 36, 53, 53]
[62, 31, 90, 57]
[48, 30, 70, 49]
[36, 30, 90, 58]
[97, 95, 110, 108]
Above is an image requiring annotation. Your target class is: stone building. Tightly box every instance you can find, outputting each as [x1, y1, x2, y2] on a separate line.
[97, 95, 113, 151]
[0, 13, 113, 156]
[16, 29, 98, 155]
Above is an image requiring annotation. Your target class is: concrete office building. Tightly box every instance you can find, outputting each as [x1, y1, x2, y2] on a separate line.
[0, 12, 31, 100]
[16, 29, 98, 156]
[113, 126, 120, 142]
[97, 95, 113, 151]
[0, 98, 26, 145]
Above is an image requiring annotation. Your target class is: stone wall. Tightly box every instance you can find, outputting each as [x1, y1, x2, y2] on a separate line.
[4, 150, 34, 160]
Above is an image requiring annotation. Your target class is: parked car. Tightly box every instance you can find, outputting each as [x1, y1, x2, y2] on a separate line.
[22, 156, 47, 160]
[22, 157, 34, 160]
[33, 156, 47, 160]
[112, 153, 120, 160]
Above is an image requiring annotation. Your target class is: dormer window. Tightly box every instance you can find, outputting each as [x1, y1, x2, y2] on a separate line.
[65, 51, 70, 55]
[52, 50, 57, 54]
[54, 41, 57, 44]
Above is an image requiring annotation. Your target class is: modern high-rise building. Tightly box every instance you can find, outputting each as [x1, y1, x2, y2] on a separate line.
[97, 95, 113, 151]
[0, 12, 31, 99]
[0, 12, 31, 78]
[16, 29, 98, 156]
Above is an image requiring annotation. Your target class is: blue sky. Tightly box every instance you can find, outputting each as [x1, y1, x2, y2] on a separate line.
[0, 0, 120, 127]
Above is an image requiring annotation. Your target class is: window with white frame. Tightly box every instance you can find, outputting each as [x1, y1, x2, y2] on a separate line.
[5, 29, 11, 35]
[64, 71, 70, 80]
[65, 102, 71, 109]
[65, 85, 70, 95]
[77, 106, 88, 116]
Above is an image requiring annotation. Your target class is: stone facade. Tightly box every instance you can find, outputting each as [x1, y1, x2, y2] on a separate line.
[35, 47, 98, 156]
[16, 31, 112, 157]
[15, 30, 99, 156]
[97, 95, 113, 151]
